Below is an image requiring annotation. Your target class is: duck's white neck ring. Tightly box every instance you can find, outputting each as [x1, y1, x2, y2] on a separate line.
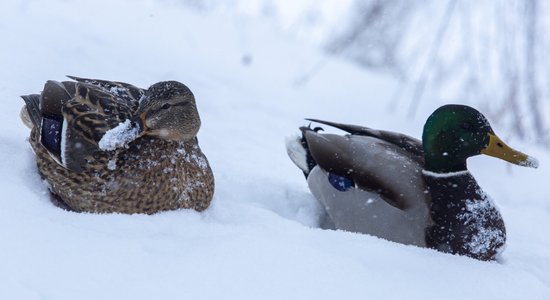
[422, 169, 470, 178]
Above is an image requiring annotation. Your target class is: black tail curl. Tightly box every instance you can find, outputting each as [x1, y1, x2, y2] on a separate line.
[298, 124, 323, 178]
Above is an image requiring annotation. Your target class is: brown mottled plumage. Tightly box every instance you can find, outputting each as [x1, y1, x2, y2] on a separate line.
[21, 76, 214, 214]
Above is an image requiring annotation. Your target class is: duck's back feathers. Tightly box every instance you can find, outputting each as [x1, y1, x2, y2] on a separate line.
[306, 118, 424, 164]
[21, 78, 144, 172]
[295, 120, 431, 246]
[63, 82, 136, 142]
[67, 75, 145, 103]
[303, 126, 426, 211]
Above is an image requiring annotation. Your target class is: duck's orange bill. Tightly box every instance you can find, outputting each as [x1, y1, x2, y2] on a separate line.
[480, 133, 539, 168]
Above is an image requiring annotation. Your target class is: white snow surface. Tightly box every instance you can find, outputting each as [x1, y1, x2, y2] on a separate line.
[1, 0, 549, 299]
[99, 119, 140, 151]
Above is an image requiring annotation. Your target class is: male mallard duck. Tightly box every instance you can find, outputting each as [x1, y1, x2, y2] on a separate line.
[286, 104, 538, 260]
[20, 76, 214, 214]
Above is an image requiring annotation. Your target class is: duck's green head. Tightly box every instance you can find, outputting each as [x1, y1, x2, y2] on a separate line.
[422, 104, 538, 173]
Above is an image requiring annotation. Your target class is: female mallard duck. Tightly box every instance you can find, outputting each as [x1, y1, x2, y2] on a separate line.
[20, 76, 214, 214]
[286, 104, 538, 260]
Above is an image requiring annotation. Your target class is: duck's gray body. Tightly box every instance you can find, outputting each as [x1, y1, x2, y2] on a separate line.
[288, 107, 537, 261]
[300, 132, 431, 246]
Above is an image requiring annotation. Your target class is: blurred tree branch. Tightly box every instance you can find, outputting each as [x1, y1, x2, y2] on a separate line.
[326, 0, 550, 145]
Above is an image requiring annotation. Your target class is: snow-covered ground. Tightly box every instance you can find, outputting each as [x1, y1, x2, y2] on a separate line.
[1, 0, 549, 299]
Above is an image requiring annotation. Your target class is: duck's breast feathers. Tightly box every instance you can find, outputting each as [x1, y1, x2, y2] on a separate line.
[423, 172, 506, 260]
[304, 130, 427, 210]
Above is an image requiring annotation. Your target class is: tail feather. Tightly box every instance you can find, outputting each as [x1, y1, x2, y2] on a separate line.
[285, 126, 319, 178]
[21, 94, 42, 128]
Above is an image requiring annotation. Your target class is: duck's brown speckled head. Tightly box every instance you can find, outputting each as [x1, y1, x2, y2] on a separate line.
[134, 81, 201, 142]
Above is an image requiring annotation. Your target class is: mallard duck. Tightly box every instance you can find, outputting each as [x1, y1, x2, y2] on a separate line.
[286, 104, 538, 260]
[20, 76, 214, 214]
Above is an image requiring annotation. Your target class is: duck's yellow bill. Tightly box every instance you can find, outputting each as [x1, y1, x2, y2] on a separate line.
[481, 133, 539, 168]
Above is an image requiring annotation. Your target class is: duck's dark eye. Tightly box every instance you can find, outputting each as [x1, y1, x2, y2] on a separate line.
[461, 122, 472, 130]
[161, 103, 171, 110]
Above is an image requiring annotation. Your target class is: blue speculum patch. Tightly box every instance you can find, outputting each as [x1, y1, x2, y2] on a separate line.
[41, 116, 62, 156]
[328, 172, 354, 191]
